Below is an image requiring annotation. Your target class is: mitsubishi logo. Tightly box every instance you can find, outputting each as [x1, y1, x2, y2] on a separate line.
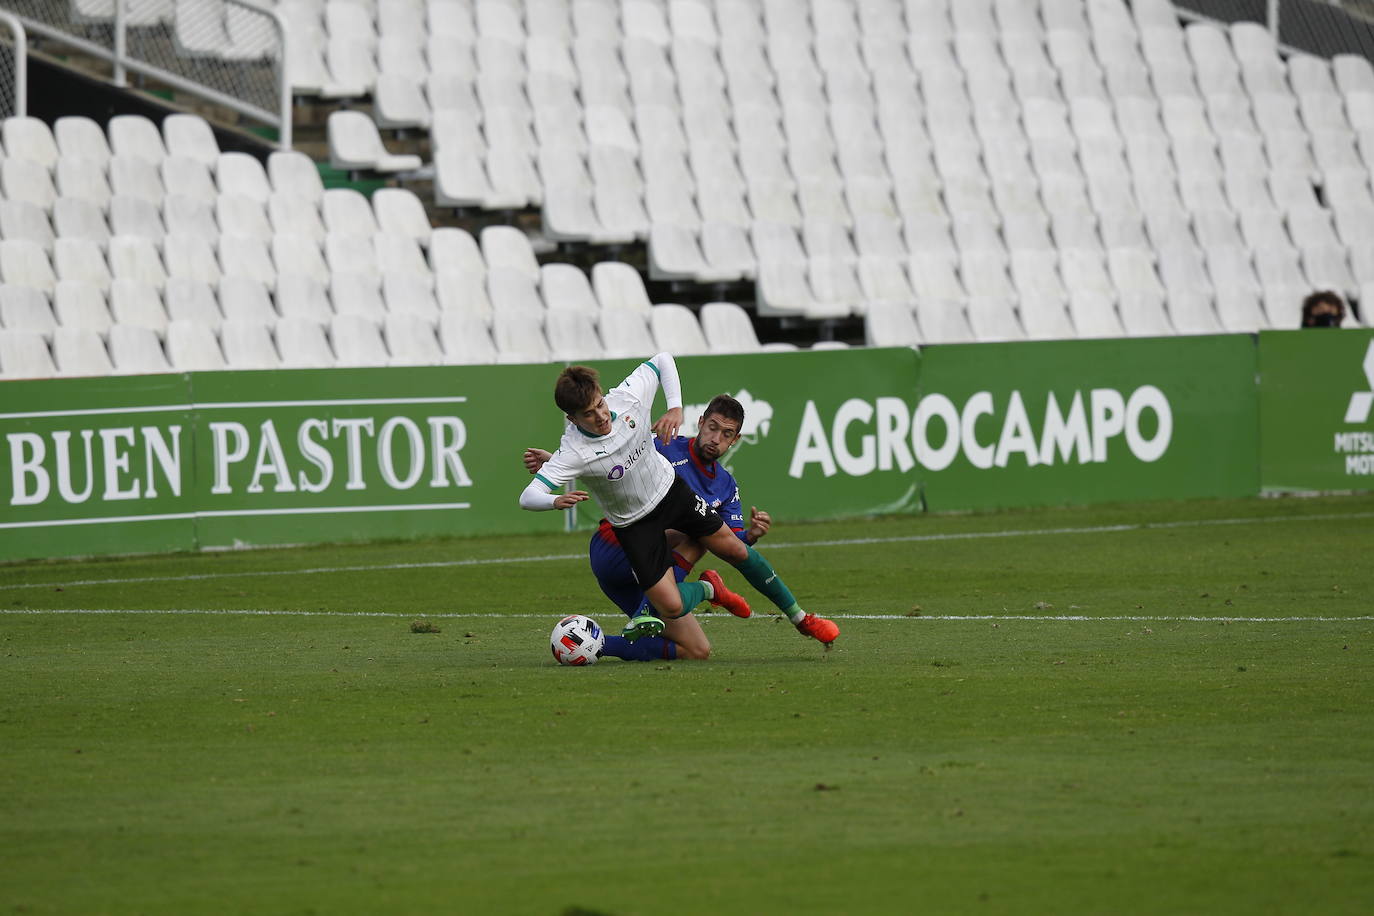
[1344, 341, 1374, 424]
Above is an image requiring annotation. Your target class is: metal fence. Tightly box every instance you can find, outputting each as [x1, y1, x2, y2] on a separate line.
[0, 11, 27, 119]
[8, 0, 290, 147]
[1170, 0, 1374, 58]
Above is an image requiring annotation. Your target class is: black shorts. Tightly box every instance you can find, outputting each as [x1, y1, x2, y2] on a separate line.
[614, 475, 725, 591]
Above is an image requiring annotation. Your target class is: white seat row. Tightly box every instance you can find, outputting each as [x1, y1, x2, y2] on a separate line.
[0, 294, 787, 377]
[3, 113, 221, 170]
[861, 280, 1331, 349]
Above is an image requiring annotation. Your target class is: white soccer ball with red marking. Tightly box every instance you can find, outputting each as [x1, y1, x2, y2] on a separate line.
[550, 614, 605, 666]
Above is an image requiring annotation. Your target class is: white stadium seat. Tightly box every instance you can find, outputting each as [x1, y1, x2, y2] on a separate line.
[700, 301, 764, 353]
[109, 323, 172, 374]
[0, 328, 57, 378]
[0, 285, 57, 342]
[649, 303, 711, 355]
[3, 116, 60, 170]
[109, 114, 168, 165]
[221, 319, 282, 369]
[55, 116, 113, 168]
[439, 311, 499, 365]
[276, 316, 336, 368]
[166, 318, 226, 371]
[109, 279, 169, 337]
[163, 114, 221, 170]
[0, 200, 55, 254]
[327, 111, 424, 174]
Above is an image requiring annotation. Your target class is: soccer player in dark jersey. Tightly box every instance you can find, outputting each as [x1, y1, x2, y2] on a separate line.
[525, 393, 839, 659]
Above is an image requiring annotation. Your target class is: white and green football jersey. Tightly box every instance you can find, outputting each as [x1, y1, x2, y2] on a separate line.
[527, 355, 682, 526]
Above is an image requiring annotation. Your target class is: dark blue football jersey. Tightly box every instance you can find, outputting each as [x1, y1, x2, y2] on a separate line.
[656, 436, 746, 538]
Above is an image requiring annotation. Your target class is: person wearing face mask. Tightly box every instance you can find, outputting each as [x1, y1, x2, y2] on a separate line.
[1301, 290, 1347, 328]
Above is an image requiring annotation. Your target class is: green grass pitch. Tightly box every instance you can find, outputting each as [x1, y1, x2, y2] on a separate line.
[2, 494, 1372, 915]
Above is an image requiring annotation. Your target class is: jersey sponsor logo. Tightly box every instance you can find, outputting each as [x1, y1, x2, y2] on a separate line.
[693, 494, 709, 516]
[606, 439, 648, 481]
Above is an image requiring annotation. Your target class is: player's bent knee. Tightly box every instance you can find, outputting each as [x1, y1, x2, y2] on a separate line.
[648, 597, 685, 618]
[678, 640, 711, 660]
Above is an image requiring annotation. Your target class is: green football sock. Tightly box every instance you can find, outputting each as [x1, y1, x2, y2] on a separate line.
[668, 580, 708, 619]
[731, 545, 804, 622]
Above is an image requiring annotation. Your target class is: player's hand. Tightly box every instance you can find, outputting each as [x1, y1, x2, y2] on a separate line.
[523, 447, 552, 474]
[747, 506, 771, 542]
[553, 490, 589, 509]
[653, 406, 684, 444]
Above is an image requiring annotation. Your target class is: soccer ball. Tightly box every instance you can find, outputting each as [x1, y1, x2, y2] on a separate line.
[550, 614, 605, 666]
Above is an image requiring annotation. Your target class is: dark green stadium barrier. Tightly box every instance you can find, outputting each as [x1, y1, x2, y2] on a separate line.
[183, 364, 572, 549]
[913, 335, 1261, 511]
[3, 332, 1356, 562]
[1257, 329, 1374, 493]
[0, 351, 920, 560]
[0, 371, 199, 559]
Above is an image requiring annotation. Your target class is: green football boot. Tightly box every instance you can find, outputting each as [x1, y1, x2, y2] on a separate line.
[621, 611, 665, 642]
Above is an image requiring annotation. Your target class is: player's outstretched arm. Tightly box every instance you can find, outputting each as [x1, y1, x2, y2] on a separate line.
[519, 447, 587, 511]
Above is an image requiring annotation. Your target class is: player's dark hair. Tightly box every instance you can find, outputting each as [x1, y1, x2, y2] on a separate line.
[703, 394, 745, 429]
[555, 365, 601, 414]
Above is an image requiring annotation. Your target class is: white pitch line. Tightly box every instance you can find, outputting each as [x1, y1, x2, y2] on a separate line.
[0, 552, 587, 591]
[1, 510, 1370, 593]
[1, 609, 1371, 623]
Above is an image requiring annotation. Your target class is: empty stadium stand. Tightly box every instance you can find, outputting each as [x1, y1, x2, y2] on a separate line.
[3, 0, 1374, 379]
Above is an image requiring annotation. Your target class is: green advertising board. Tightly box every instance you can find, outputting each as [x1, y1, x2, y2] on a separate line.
[0, 364, 571, 561]
[184, 364, 571, 550]
[0, 337, 1292, 562]
[560, 347, 924, 528]
[1257, 329, 1374, 493]
[913, 335, 1260, 512]
[0, 348, 924, 561]
[0, 372, 198, 560]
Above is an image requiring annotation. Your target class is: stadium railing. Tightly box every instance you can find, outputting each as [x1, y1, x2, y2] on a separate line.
[1173, 0, 1374, 57]
[10, 0, 290, 148]
[0, 11, 27, 119]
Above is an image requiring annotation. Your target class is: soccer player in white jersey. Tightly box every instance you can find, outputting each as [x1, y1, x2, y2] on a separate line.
[519, 352, 839, 647]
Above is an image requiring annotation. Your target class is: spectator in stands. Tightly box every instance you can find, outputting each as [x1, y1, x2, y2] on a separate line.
[1301, 290, 1346, 328]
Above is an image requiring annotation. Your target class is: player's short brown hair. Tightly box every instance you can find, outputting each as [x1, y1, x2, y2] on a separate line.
[703, 394, 744, 429]
[555, 365, 602, 414]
